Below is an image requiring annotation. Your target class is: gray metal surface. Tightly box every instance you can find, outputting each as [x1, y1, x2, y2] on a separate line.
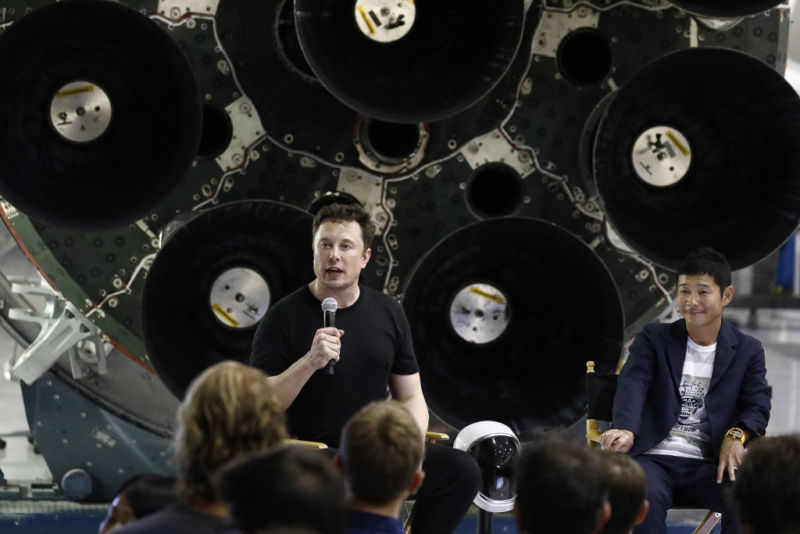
[21, 370, 173, 502]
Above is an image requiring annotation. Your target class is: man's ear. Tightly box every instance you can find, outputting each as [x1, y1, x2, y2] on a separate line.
[408, 469, 425, 496]
[722, 285, 733, 307]
[590, 501, 612, 534]
[635, 499, 650, 526]
[361, 247, 371, 269]
[333, 454, 344, 473]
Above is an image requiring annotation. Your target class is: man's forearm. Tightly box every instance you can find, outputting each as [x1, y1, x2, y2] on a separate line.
[397, 393, 429, 437]
[265, 353, 316, 411]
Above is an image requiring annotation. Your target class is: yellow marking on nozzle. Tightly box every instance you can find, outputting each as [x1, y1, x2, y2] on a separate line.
[357, 6, 375, 34]
[56, 85, 94, 98]
[212, 304, 239, 326]
[470, 286, 505, 304]
[666, 131, 689, 156]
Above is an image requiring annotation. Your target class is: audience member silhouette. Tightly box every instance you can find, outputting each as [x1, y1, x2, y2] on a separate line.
[116, 361, 287, 534]
[336, 401, 425, 534]
[733, 434, 800, 534]
[598, 450, 649, 534]
[514, 431, 610, 534]
[216, 444, 345, 534]
[99, 474, 177, 534]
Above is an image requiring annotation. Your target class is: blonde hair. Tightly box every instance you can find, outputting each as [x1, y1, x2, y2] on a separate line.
[174, 361, 287, 503]
[340, 401, 424, 505]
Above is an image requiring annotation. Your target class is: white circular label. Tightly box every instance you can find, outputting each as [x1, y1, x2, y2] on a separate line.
[631, 126, 692, 187]
[49, 81, 113, 143]
[449, 283, 510, 344]
[209, 267, 271, 329]
[354, 0, 416, 43]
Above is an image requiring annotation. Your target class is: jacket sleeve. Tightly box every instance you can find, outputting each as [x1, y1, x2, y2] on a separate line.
[735, 339, 771, 438]
[611, 325, 657, 437]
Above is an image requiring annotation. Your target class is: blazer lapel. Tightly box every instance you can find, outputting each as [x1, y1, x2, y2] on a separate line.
[709, 320, 737, 392]
[666, 320, 688, 393]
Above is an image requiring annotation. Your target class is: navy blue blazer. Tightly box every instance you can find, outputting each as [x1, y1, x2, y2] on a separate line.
[612, 319, 770, 460]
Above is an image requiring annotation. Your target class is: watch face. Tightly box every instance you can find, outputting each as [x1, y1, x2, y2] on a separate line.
[729, 428, 744, 439]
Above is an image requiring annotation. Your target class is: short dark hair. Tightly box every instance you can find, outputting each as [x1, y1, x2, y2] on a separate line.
[123, 474, 177, 518]
[216, 445, 345, 534]
[312, 203, 375, 249]
[677, 247, 731, 293]
[515, 431, 608, 534]
[733, 435, 800, 534]
[340, 401, 424, 506]
[598, 451, 647, 534]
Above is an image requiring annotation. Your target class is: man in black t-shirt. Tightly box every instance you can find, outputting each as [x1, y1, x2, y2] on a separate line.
[251, 281, 418, 446]
[250, 203, 480, 534]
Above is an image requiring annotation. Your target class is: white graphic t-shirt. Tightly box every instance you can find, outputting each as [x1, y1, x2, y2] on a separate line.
[646, 338, 716, 460]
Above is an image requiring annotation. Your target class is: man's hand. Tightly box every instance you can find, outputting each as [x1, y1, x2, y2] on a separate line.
[717, 437, 745, 484]
[600, 429, 635, 452]
[307, 327, 344, 370]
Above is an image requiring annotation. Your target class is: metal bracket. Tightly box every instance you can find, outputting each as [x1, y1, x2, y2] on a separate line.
[156, 0, 221, 18]
[532, 6, 600, 58]
[215, 96, 266, 172]
[5, 280, 106, 384]
[460, 129, 537, 178]
[336, 167, 391, 236]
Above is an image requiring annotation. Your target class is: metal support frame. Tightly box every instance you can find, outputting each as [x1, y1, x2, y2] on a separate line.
[4, 279, 107, 384]
[477, 509, 493, 534]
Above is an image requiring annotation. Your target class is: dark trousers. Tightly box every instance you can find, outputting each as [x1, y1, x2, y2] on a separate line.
[633, 454, 738, 534]
[411, 443, 482, 534]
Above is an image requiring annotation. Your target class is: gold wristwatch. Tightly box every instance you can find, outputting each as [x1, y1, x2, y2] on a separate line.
[726, 427, 746, 444]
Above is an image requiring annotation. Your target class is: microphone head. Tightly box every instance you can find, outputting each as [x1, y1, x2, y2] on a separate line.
[321, 297, 338, 313]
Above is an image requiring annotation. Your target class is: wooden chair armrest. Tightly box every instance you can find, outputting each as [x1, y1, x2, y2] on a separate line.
[285, 438, 329, 449]
[425, 431, 450, 443]
[586, 419, 603, 447]
[692, 512, 722, 534]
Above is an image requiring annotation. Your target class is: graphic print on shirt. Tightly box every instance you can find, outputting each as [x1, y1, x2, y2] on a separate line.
[647, 339, 716, 460]
[679, 378, 706, 419]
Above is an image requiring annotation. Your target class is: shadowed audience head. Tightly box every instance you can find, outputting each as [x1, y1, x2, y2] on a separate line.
[733, 434, 800, 534]
[338, 400, 425, 507]
[216, 444, 345, 534]
[514, 431, 610, 534]
[175, 361, 287, 505]
[98, 474, 177, 534]
[598, 451, 648, 534]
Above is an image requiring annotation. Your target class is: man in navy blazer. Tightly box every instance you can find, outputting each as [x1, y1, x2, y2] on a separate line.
[600, 248, 770, 534]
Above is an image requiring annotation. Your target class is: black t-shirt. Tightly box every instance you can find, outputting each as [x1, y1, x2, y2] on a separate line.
[250, 284, 419, 446]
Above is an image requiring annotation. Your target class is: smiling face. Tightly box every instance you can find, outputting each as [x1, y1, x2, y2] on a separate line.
[312, 219, 371, 294]
[677, 273, 732, 338]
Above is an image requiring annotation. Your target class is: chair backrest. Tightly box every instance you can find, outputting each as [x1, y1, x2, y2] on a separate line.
[585, 361, 617, 422]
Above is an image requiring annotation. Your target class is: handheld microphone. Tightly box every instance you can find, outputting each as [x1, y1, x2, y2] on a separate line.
[321, 297, 338, 375]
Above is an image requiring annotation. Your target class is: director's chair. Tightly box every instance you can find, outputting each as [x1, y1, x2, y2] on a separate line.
[585, 361, 722, 534]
